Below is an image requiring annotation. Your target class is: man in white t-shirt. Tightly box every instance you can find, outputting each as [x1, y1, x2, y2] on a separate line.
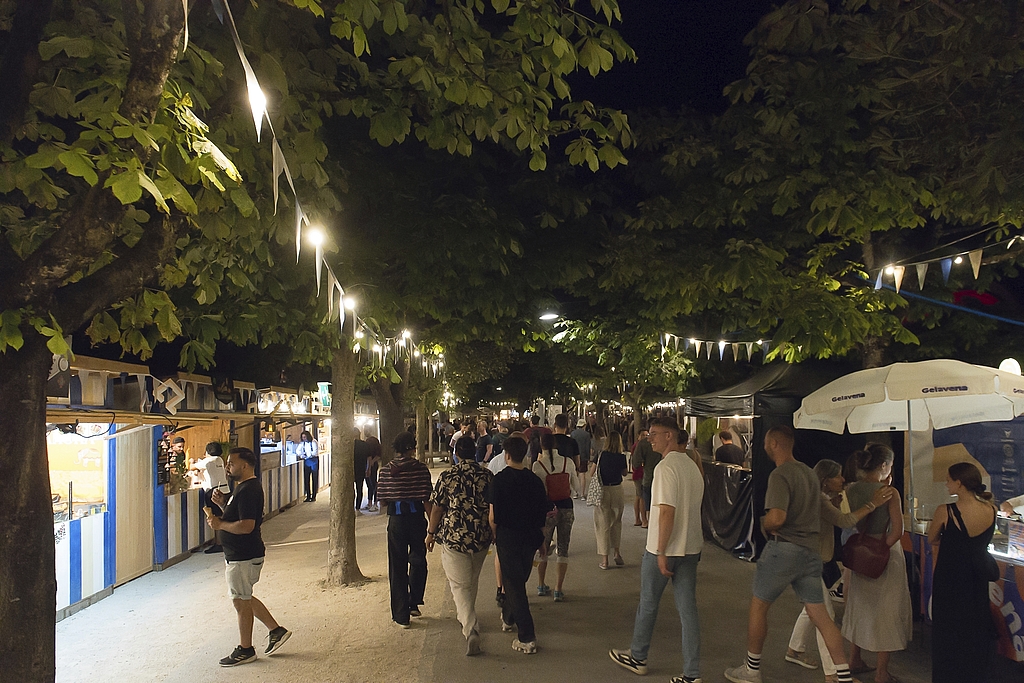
[192, 442, 230, 554]
[610, 417, 704, 683]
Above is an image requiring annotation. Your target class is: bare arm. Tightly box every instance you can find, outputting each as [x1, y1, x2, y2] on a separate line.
[885, 490, 904, 547]
[488, 504, 497, 542]
[656, 504, 676, 577]
[824, 486, 894, 528]
[425, 504, 444, 551]
[927, 503, 947, 568]
[208, 517, 254, 535]
[763, 508, 787, 536]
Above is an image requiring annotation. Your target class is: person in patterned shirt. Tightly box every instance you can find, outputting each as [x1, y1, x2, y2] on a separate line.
[426, 437, 494, 656]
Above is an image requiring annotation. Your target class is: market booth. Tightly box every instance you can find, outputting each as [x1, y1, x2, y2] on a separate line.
[47, 357, 334, 619]
[794, 359, 1024, 664]
[684, 361, 858, 558]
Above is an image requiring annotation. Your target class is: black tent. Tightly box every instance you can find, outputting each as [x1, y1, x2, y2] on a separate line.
[686, 361, 863, 559]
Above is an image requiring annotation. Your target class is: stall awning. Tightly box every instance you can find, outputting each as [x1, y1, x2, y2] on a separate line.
[684, 361, 855, 417]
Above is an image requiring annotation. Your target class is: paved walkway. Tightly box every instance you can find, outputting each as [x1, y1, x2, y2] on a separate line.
[56, 472, 1019, 682]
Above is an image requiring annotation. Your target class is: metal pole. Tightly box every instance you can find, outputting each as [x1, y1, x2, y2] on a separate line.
[907, 400, 916, 528]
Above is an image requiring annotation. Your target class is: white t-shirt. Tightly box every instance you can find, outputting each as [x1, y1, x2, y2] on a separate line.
[646, 450, 704, 557]
[195, 454, 229, 493]
[490, 454, 531, 475]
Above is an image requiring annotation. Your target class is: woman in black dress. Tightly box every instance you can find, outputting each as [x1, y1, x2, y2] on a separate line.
[927, 462, 998, 683]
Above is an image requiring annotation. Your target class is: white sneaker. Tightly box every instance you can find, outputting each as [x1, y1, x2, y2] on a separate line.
[724, 665, 762, 683]
[512, 639, 537, 654]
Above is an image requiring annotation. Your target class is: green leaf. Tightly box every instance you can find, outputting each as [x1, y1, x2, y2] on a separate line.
[136, 171, 169, 213]
[25, 145, 62, 169]
[0, 310, 25, 352]
[58, 149, 98, 185]
[230, 188, 256, 217]
[105, 170, 143, 204]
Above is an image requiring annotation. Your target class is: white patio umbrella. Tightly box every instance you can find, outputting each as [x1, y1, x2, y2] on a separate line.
[793, 359, 1024, 524]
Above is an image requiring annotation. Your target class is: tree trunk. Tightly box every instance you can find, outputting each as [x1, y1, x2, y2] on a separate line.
[861, 235, 890, 369]
[369, 356, 409, 465]
[0, 334, 56, 682]
[327, 345, 365, 585]
[415, 395, 427, 463]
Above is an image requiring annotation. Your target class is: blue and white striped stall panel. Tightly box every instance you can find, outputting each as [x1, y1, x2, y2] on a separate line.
[164, 488, 204, 560]
[54, 513, 110, 612]
[261, 462, 303, 516]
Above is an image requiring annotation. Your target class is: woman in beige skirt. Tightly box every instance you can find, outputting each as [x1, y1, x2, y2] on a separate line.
[842, 444, 913, 683]
[592, 430, 629, 569]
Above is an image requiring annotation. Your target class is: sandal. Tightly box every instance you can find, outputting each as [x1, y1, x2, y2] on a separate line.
[599, 562, 608, 570]
[614, 555, 624, 566]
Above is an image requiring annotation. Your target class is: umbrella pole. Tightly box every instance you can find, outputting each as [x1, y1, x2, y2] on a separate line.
[906, 400, 916, 529]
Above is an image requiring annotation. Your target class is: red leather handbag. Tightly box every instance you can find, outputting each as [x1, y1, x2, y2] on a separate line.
[842, 533, 890, 579]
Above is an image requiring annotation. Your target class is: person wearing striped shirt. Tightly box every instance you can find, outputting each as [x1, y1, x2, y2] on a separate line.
[377, 431, 434, 627]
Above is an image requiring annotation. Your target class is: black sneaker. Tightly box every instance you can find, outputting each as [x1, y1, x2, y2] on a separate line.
[610, 648, 648, 675]
[219, 646, 256, 667]
[409, 607, 421, 617]
[265, 626, 291, 655]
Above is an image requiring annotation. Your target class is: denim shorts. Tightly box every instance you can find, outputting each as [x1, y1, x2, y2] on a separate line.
[752, 539, 823, 604]
[225, 557, 264, 600]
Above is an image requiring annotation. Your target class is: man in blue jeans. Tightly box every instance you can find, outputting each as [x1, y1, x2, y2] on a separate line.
[611, 418, 704, 683]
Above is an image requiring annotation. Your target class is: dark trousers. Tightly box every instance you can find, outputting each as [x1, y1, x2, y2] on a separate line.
[366, 469, 378, 504]
[497, 538, 537, 643]
[387, 513, 428, 624]
[304, 460, 319, 499]
[354, 472, 366, 509]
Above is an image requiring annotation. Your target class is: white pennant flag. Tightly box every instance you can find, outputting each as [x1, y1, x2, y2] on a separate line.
[916, 263, 928, 290]
[969, 249, 983, 279]
[294, 202, 308, 263]
[673, 336, 679, 352]
[892, 266, 906, 293]
[718, 341, 727, 360]
[706, 343, 713, 360]
[326, 269, 336, 318]
[315, 245, 324, 296]
[745, 342, 754, 360]
[732, 343, 740, 361]
[693, 340, 702, 358]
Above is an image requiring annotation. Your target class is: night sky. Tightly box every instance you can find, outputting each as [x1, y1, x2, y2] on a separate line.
[574, 0, 775, 113]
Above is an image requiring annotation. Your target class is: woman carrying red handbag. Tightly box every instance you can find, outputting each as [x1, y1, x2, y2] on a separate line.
[842, 444, 913, 683]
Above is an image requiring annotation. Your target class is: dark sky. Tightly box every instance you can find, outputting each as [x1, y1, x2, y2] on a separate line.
[573, 0, 775, 113]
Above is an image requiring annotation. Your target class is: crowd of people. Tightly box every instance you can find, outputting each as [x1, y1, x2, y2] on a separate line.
[193, 411, 1007, 683]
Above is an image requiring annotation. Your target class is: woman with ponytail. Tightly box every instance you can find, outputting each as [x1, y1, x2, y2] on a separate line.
[842, 444, 912, 683]
[532, 432, 579, 601]
[927, 462, 998, 683]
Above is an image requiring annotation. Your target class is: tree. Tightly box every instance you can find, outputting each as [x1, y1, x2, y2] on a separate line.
[0, 1, 636, 678]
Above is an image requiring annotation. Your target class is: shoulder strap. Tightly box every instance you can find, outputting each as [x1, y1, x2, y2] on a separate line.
[537, 459, 551, 476]
[948, 502, 966, 531]
[561, 456, 567, 474]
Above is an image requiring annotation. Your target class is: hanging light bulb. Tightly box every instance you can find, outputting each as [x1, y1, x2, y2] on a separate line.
[307, 228, 325, 247]
[954, 255, 964, 264]
[246, 80, 268, 142]
[884, 265, 895, 275]
[343, 297, 357, 310]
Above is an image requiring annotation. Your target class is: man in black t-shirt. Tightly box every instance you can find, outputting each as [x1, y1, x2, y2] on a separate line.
[552, 413, 581, 475]
[353, 428, 370, 510]
[207, 447, 291, 667]
[487, 436, 549, 655]
[715, 431, 746, 466]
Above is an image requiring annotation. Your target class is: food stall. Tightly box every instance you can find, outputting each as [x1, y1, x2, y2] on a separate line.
[908, 417, 1024, 663]
[684, 361, 856, 558]
[47, 356, 334, 619]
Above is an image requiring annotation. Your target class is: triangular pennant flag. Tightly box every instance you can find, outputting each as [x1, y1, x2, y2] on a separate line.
[718, 341, 727, 360]
[969, 249, 983, 279]
[916, 263, 928, 290]
[326, 269, 336, 318]
[731, 343, 740, 361]
[683, 338, 690, 353]
[272, 139, 286, 215]
[673, 336, 679, 352]
[706, 343, 713, 360]
[762, 341, 771, 360]
[221, 0, 267, 142]
[745, 342, 754, 360]
[294, 202, 307, 263]
[210, 0, 226, 23]
[874, 269, 883, 290]
[941, 258, 952, 283]
[892, 265, 905, 293]
[693, 340, 701, 358]
[180, 0, 190, 55]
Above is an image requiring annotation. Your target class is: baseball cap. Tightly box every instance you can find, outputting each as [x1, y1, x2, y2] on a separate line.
[576, 418, 586, 427]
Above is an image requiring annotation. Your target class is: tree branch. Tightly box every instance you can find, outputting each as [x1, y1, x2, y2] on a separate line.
[0, 0, 54, 145]
[51, 215, 183, 332]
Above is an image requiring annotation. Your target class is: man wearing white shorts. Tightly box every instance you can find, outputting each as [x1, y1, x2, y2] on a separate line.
[207, 447, 291, 666]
